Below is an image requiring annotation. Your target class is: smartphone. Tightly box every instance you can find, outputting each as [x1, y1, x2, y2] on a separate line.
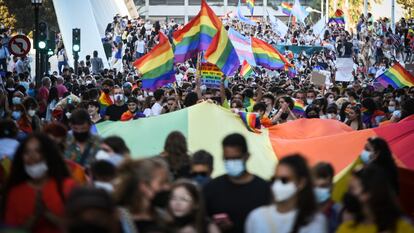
[213, 213, 230, 223]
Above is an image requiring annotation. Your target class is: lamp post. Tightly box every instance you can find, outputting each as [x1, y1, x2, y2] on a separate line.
[32, 0, 43, 89]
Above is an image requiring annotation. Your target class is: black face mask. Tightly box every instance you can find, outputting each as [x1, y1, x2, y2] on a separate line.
[280, 112, 289, 120]
[73, 131, 90, 142]
[174, 214, 195, 227]
[151, 190, 170, 209]
[102, 88, 110, 94]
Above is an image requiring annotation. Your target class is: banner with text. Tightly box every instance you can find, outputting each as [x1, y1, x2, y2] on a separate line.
[201, 63, 223, 89]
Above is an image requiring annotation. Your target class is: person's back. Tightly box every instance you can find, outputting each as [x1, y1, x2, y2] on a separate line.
[204, 174, 271, 233]
[91, 51, 104, 74]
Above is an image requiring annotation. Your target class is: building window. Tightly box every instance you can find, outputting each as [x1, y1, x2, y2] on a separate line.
[149, 0, 185, 5]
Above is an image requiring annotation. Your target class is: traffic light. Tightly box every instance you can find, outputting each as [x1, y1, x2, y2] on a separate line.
[37, 22, 48, 51]
[47, 30, 56, 56]
[72, 28, 80, 53]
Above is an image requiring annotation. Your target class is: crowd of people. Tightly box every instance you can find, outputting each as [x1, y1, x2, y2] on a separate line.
[0, 9, 414, 233]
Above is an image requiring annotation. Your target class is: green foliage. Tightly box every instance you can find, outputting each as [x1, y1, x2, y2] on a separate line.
[4, 0, 58, 36]
[0, 0, 16, 30]
[397, 0, 414, 17]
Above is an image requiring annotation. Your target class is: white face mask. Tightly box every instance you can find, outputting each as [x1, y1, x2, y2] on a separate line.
[328, 97, 335, 104]
[388, 106, 395, 112]
[114, 94, 124, 101]
[65, 112, 71, 119]
[314, 187, 331, 203]
[25, 162, 48, 179]
[306, 98, 314, 105]
[272, 180, 297, 202]
[94, 181, 114, 193]
[28, 109, 36, 117]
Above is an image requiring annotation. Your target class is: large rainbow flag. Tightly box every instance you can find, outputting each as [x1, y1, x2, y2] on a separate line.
[133, 32, 175, 90]
[96, 103, 414, 217]
[251, 37, 290, 70]
[329, 9, 345, 25]
[280, 2, 293, 16]
[376, 63, 414, 88]
[173, 0, 240, 76]
[98, 92, 113, 116]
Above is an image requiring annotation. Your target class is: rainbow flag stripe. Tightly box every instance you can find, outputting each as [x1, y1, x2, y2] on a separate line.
[376, 63, 414, 88]
[246, 0, 254, 15]
[99, 92, 113, 115]
[251, 37, 290, 70]
[292, 98, 305, 116]
[285, 65, 296, 78]
[280, 2, 293, 16]
[329, 9, 345, 24]
[133, 32, 176, 90]
[238, 111, 261, 133]
[174, 0, 239, 76]
[240, 60, 253, 78]
[173, 0, 220, 63]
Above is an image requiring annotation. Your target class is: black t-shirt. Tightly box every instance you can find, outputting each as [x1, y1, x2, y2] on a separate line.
[203, 175, 271, 233]
[105, 104, 128, 121]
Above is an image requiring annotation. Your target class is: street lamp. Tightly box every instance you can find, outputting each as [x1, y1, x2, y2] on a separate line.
[32, 0, 43, 89]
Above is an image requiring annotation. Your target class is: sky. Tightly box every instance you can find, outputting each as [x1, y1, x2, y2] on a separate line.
[371, 0, 406, 21]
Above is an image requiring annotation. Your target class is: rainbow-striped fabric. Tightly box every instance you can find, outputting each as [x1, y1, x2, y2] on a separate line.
[240, 60, 253, 78]
[98, 92, 113, 115]
[251, 37, 290, 70]
[173, 0, 240, 76]
[292, 98, 305, 116]
[329, 9, 345, 25]
[280, 2, 293, 16]
[376, 63, 414, 88]
[238, 111, 261, 133]
[246, 0, 254, 15]
[133, 32, 175, 90]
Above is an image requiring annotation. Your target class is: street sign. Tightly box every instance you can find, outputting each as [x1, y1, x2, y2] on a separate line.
[8, 35, 31, 57]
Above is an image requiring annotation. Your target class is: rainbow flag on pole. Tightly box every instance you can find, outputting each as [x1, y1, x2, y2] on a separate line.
[240, 60, 253, 78]
[246, 0, 254, 15]
[173, 0, 240, 76]
[98, 92, 113, 115]
[251, 37, 290, 70]
[329, 9, 345, 25]
[375, 63, 414, 88]
[238, 111, 261, 133]
[133, 32, 176, 90]
[292, 98, 305, 116]
[280, 2, 293, 16]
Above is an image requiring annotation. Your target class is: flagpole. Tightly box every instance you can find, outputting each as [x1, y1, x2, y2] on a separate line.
[286, 1, 293, 45]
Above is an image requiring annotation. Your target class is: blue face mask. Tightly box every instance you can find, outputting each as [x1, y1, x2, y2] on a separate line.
[192, 174, 211, 187]
[314, 187, 331, 203]
[12, 111, 21, 120]
[224, 159, 245, 177]
[12, 97, 22, 105]
[360, 149, 372, 164]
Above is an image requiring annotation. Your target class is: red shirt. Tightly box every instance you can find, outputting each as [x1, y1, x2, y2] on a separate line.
[5, 178, 76, 233]
[37, 86, 49, 114]
[56, 84, 68, 98]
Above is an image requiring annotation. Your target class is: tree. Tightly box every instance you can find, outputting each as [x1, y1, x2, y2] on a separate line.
[4, 0, 58, 36]
[397, 0, 414, 17]
[0, 0, 16, 30]
[329, 0, 382, 26]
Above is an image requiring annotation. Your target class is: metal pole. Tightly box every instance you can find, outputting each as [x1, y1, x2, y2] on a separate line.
[34, 5, 40, 89]
[325, 0, 329, 23]
[363, 0, 367, 17]
[321, 0, 324, 21]
[391, 0, 395, 33]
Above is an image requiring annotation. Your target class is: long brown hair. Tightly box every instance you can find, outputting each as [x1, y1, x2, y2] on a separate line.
[163, 131, 190, 174]
[168, 179, 208, 233]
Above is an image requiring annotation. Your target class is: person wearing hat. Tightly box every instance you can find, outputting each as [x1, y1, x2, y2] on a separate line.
[120, 97, 145, 121]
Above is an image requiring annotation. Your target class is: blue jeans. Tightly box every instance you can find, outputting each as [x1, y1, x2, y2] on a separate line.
[58, 61, 67, 75]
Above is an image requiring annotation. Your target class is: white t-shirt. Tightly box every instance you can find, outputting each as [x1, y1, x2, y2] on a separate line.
[135, 40, 145, 54]
[245, 205, 327, 233]
[151, 102, 163, 116]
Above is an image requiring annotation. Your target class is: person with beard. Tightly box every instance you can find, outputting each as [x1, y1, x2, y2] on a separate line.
[168, 180, 220, 233]
[64, 109, 101, 167]
[114, 157, 171, 233]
